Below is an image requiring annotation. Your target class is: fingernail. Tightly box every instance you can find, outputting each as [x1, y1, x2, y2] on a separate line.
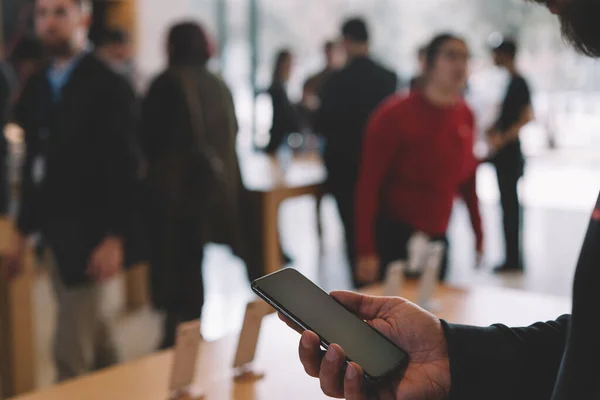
[301, 334, 311, 349]
[346, 363, 357, 379]
[326, 347, 338, 362]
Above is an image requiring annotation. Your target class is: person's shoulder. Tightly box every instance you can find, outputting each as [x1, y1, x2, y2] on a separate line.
[512, 74, 531, 90]
[368, 59, 396, 78]
[458, 99, 476, 123]
[86, 54, 134, 93]
[373, 94, 409, 119]
[147, 68, 183, 96]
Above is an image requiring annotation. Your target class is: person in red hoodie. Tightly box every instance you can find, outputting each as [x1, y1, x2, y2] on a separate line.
[354, 33, 483, 287]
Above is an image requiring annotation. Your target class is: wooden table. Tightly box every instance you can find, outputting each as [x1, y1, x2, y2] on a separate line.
[0, 219, 36, 399]
[241, 153, 326, 275]
[12, 283, 571, 400]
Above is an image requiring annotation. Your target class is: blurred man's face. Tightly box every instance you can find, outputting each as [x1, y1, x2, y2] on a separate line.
[108, 43, 131, 64]
[35, 0, 85, 58]
[530, 0, 600, 56]
[493, 51, 507, 67]
[430, 39, 469, 93]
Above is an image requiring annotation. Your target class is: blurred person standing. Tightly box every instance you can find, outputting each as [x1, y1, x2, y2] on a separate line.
[94, 28, 133, 79]
[6, 0, 139, 380]
[355, 34, 483, 287]
[305, 40, 339, 98]
[264, 49, 300, 154]
[488, 39, 533, 274]
[141, 22, 251, 349]
[315, 18, 397, 280]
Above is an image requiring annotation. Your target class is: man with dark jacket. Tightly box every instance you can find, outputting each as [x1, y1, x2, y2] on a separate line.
[290, 1, 600, 398]
[315, 18, 397, 284]
[7, 0, 138, 380]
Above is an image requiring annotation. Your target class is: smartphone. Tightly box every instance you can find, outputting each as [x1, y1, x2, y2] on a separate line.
[251, 268, 409, 383]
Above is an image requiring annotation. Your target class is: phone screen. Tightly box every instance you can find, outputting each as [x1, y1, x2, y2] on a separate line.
[252, 268, 409, 380]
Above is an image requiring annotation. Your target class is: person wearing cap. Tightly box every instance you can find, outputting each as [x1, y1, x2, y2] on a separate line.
[314, 18, 397, 286]
[488, 39, 533, 274]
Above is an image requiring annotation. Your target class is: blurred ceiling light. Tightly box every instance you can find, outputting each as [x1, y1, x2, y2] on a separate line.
[487, 31, 504, 48]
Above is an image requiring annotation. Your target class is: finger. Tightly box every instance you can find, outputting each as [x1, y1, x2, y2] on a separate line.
[299, 331, 323, 378]
[319, 344, 346, 398]
[278, 312, 303, 334]
[330, 291, 388, 320]
[344, 362, 367, 400]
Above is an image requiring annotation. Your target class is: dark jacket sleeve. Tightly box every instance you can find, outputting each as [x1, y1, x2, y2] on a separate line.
[266, 84, 299, 153]
[15, 77, 39, 235]
[140, 73, 183, 166]
[441, 315, 570, 400]
[101, 77, 139, 238]
[313, 75, 341, 140]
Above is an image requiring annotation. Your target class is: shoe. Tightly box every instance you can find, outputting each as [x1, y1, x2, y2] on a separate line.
[493, 263, 524, 274]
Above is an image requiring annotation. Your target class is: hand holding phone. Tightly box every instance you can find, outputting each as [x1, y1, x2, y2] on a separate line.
[253, 269, 451, 399]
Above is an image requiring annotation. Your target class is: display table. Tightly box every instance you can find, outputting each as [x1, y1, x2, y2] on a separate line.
[241, 153, 326, 275]
[12, 282, 571, 400]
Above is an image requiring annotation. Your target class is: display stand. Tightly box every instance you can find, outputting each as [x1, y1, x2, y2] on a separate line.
[383, 261, 406, 297]
[417, 242, 446, 311]
[232, 299, 275, 382]
[168, 320, 204, 400]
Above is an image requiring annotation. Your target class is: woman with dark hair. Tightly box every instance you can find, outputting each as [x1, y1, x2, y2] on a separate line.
[140, 21, 252, 348]
[354, 33, 483, 287]
[264, 49, 300, 154]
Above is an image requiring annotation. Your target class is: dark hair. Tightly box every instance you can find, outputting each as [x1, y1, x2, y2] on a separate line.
[167, 22, 213, 66]
[425, 33, 465, 69]
[418, 45, 428, 58]
[10, 35, 43, 63]
[492, 39, 517, 59]
[272, 49, 292, 84]
[324, 41, 335, 52]
[95, 28, 129, 48]
[341, 18, 369, 43]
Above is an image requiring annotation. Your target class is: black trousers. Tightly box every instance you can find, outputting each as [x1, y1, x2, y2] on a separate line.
[149, 217, 205, 349]
[376, 218, 449, 286]
[330, 181, 357, 283]
[495, 166, 523, 267]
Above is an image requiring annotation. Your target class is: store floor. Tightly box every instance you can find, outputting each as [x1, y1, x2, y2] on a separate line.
[30, 150, 595, 390]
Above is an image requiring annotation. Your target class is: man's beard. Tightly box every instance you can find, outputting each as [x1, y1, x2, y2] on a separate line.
[558, 0, 600, 57]
[42, 39, 73, 59]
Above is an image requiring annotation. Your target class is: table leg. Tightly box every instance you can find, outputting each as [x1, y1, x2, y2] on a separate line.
[262, 192, 283, 275]
[0, 251, 36, 398]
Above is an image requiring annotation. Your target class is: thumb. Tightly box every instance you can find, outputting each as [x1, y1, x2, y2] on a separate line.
[331, 291, 388, 320]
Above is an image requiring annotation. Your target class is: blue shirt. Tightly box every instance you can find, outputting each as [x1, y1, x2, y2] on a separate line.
[47, 50, 88, 103]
